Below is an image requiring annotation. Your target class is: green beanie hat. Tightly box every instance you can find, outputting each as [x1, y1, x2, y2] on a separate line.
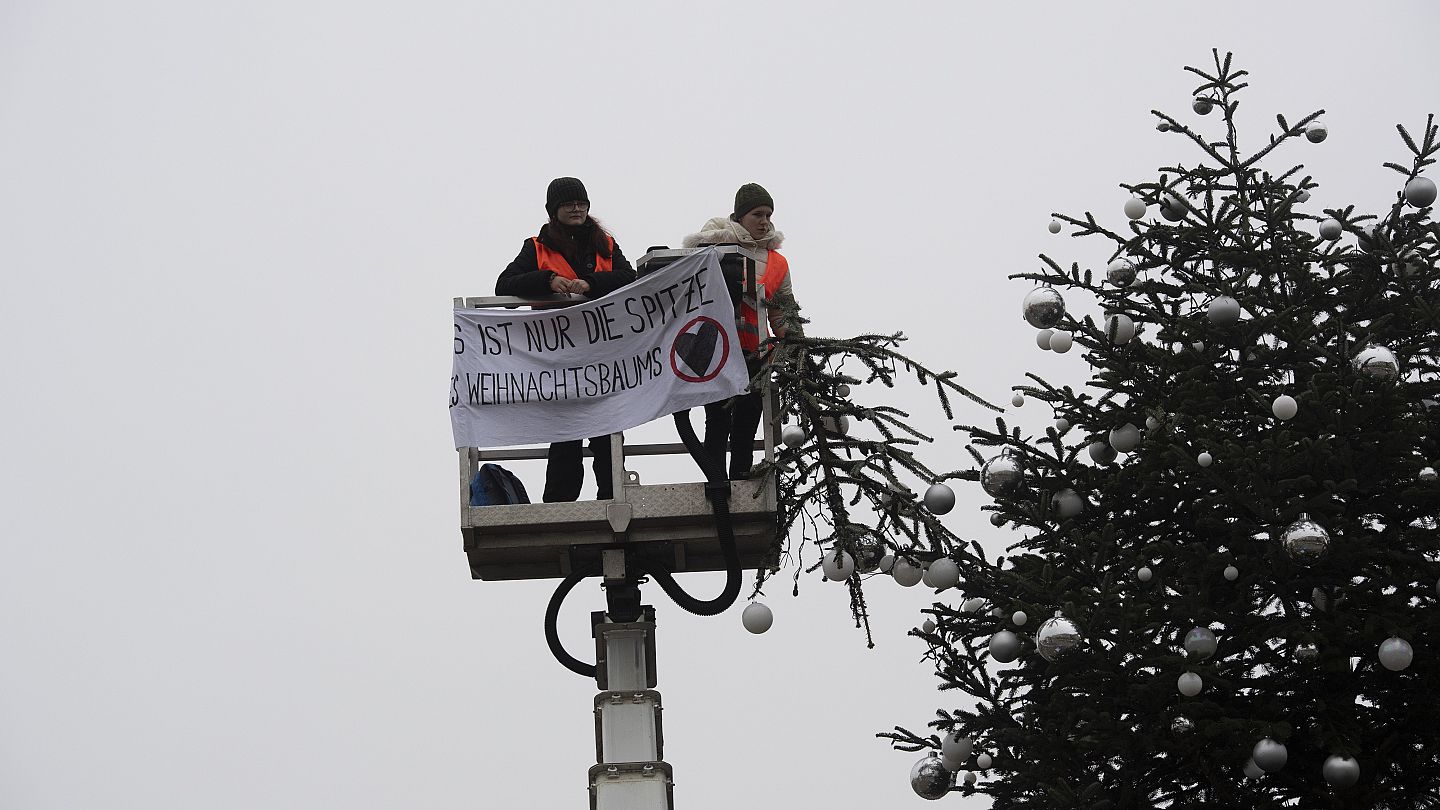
[732, 183, 774, 220]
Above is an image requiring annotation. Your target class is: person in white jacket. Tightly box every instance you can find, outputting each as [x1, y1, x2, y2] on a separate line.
[682, 183, 802, 479]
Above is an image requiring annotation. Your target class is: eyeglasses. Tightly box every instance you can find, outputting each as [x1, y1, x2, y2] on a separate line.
[559, 201, 590, 211]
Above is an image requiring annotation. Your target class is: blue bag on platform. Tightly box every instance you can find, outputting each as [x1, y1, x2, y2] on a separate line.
[468, 463, 531, 506]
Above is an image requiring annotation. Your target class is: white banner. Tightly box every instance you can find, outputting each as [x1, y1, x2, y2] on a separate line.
[450, 248, 750, 448]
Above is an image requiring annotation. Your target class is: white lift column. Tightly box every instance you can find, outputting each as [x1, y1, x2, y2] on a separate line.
[589, 599, 673, 810]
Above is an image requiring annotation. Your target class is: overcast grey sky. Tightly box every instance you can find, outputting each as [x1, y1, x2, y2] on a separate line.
[3, 2, 1437, 808]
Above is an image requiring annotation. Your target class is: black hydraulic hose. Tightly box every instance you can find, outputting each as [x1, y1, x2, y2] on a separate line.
[544, 570, 597, 678]
[641, 411, 743, 616]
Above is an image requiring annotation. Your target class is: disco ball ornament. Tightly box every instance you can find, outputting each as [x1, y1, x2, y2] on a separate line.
[1011, 392, 1026, 407]
[1272, 394, 1298, 421]
[780, 424, 807, 448]
[1224, 565, 1239, 581]
[1243, 759, 1264, 779]
[1295, 642, 1319, 662]
[1109, 423, 1141, 453]
[1253, 739, 1288, 772]
[1137, 566, 1153, 582]
[1406, 176, 1438, 207]
[1171, 716, 1194, 735]
[1022, 286, 1066, 329]
[1048, 219, 1062, 234]
[1049, 330, 1074, 353]
[822, 550, 856, 581]
[1378, 637, 1414, 671]
[1053, 488, 1084, 519]
[1322, 755, 1360, 787]
[1418, 467, 1436, 482]
[1107, 258, 1138, 286]
[1198, 451, 1213, 467]
[1124, 198, 1147, 220]
[1177, 671, 1204, 697]
[1054, 417, 1070, 433]
[1281, 513, 1331, 565]
[976, 753, 993, 770]
[1036, 613, 1082, 662]
[942, 732, 973, 763]
[853, 534, 887, 574]
[1305, 121, 1329, 143]
[1088, 441, 1117, 465]
[924, 482, 956, 515]
[741, 601, 773, 634]
[922, 557, 961, 590]
[1105, 312, 1136, 344]
[1036, 328, 1054, 350]
[910, 753, 953, 800]
[1353, 344, 1400, 381]
[1319, 218, 1343, 240]
[1012, 610, 1028, 626]
[892, 557, 924, 587]
[1207, 295, 1241, 325]
[1184, 627, 1218, 660]
[981, 451, 1025, 497]
[989, 630, 1022, 663]
[1192, 97, 1214, 115]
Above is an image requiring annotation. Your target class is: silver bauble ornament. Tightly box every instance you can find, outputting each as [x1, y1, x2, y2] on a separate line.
[1012, 610, 1028, 626]
[1109, 423, 1141, 453]
[1171, 716, 1194, 734]
[1107, 258, 1138, 287]
[835, 383, 851, 397]
[1184, 627, 1218, 660]
[822, 550, 856, 581]
[963, 771, 977, 785]
[1305, 121, 1328, 143]
[1011, 392, 1026, 407]
[1053, 488, 1084, 519]
[1036, 328, 1054, 350]
[941, 732, 972, 763]
[1281, 513, 1330, 565]
[1297, 188, 1311, 203]
[1192, 97, 1213, 115]
[741, 601, 773, 634]
[1419, 467, 1437, 482]
[822, 414, 851, 435]
[1049, 330, 1074, 353]
[1035, 613, 1082, 661]
[1197, 451, 1213, 467]
[1145, 416, 1159, 432]
[989, 630, 1022, 663]
[923, 557, 961, 590]
[989, 512, 1005, 527]
[910, 753, 953, 800]
[1105, 312, 1137, 344]
[878, 553, 896, 573]
[1053, 417, 1070, 433]
[1378, 637, 1413, 671]
[1319, 218, 1343, 240]
[1295, 642, 1318, 662]
[1048, 219, 1062, 234]
[892, 557, 924, 587]
[1022, 286, 1066, 329]
[1137, 566, 1153, 582]
[922, 619, 936, 634]
[1322, 755, 1360, 787]
[1272, 394, 1298, 421]
[780, 423, 807, 448]
[1177, 671, 1203, 697]
[1243, 759, 1264, 779]
[961, 597, 986, 613]
[1088, 441, 1117, 465]
[981, 451, 1024, 497]
[1160, 193, 1187, 222]
[975, 753, 993, 770]
[924, 482, 956, 515]
[1207, 295, 1241, 325]
[1123, 198, 1147, 220]
[1223, 564, 1239, 581]
[1253, 738, 1288, 772]
[853, 534, 886, 574]
[1405, 176, 1437, 208]
[1352, 344, 1400, 381]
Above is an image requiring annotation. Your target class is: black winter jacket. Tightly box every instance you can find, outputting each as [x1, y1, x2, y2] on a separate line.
[495, 222, 636, 298]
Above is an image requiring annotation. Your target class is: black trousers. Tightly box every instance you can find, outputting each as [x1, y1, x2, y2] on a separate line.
[703, 391, 764, 480]
[543, 435, 614, 502]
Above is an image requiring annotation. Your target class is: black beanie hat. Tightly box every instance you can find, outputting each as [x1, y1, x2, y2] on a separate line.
[546, 177, 589, 218]
[732, 183, 774, 219]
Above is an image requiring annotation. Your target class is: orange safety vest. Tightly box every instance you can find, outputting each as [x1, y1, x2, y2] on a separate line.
[738, 250, 790, 352]
[531, 233, 614, 280]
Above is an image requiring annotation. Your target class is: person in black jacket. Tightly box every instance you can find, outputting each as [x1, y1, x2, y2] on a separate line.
[495, 177, 637, 501]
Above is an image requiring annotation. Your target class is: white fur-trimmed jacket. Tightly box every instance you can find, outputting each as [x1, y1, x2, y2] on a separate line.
[682, 217, 802, 338]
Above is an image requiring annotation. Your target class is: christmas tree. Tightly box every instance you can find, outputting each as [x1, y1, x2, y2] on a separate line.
[880, 51, 1440, 808]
